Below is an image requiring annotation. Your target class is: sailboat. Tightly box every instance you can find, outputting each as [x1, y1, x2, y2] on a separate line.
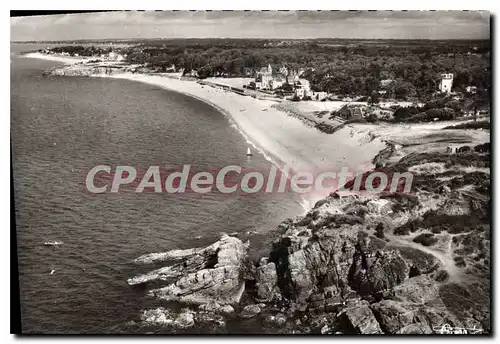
[246, 147, 253, 156]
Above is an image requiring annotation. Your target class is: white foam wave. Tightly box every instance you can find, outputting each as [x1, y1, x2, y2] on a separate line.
[134, 247, 203, 264]
[127, 265, 181, 285]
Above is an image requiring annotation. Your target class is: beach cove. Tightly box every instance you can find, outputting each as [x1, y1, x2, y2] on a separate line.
[26, 51, 391, 205]
[17, 49, 492, 335]
[23, 52, 490, 205]
[105, 73, 388, 203]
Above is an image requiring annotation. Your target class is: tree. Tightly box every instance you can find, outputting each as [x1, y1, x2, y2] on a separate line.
[366, 113, 378, 123]
[375, 222, 385, 239]
[368, 92, 380, 105]
[394, 81, 416, 100]
[280, 83, 293, 92]
[393, 107, 411, 122]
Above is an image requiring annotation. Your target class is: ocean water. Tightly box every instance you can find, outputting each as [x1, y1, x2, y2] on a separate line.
[11, 44, 304, 334]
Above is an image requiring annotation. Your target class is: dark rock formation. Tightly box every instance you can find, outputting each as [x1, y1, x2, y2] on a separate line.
[264, 313, 287, 328]
[255, 257, 280, 302]
[263, 216, 410, 312]
[474, 142, 490, 153]
[457, 145, 471, 153]
[130, 234, 248, 305]
[129, 149, 490, 334]
[338, 300, 383, 334]
[240, 304, 261, 318]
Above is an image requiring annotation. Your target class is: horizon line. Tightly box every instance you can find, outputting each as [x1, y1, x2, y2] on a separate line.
[11, 37, 491, 43]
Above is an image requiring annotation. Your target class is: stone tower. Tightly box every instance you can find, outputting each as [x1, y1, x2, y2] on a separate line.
[439, 73, 454, 93]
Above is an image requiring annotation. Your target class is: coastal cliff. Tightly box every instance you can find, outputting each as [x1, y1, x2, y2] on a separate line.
[33, 54, 490, 334]
[128, 142, 490, 334]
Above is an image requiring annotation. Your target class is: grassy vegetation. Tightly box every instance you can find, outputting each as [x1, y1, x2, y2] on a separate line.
[448, 171, 490, 190]
[380, 193, 419, 213]
[398, 152, 490, 169]
[413, 233, 438, 246]
[394, 211, 487, 236]
[439, 282, 490, 332]
[443, 120, 490, 130]
[391, 245, 440, 273]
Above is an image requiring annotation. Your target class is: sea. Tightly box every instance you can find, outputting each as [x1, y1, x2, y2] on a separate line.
[11, 44, 304, 334]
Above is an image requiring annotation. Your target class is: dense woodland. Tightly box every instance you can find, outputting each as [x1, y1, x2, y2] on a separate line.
[122, 39, 490, 102]
[44, 39, 491, 116]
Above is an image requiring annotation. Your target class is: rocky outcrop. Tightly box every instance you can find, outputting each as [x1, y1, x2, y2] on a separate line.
[47, 64, 126, 77]
[338, 300, 383, 334]
[265, 216, 409, 310]
[369, 275, 475, 334]
[140, 307, 226, 330]
[240, 304, 261, 318]
[140, 308, 195, 328]
[198, 301, 235, 315]
[255, 257, 280, 302]
[130, 234, 248, 305]
[264, 313, 287, 328]
[129, 149, 490, 334]
[249, 150, 490, 333]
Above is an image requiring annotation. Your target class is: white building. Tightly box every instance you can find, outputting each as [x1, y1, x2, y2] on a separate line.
[313, 91, 328, 100]
[255, 64, 273, 90]
[116, 54, 126, 62]
[270, 78, 285, 90]
[294, 79, 313, 99]
[295, 88, 305, 98]
[439, 73, 454, 93]
[466, 86, 478, 94]
[296, 79, 310, 91]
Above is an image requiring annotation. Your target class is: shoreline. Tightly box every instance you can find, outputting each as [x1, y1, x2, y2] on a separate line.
[23, 52, 88, 65]
[24, 53, 489, 207]
[22, 52, 388, 208]
[104, 72, 388, 206]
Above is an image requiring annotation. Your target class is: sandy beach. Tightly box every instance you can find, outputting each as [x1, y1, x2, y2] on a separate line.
[24, 53, 489, 204]
[23, 52, 88, 64]
[106, 73, 387, 190]
[20, 53, 390, 205]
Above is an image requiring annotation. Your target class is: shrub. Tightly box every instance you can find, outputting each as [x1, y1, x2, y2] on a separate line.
[374, 222, 385, 239]
[453, 256, 466, 267]
[409, 265, 421, 278]
[394, 219, 423, 235]
[413, 233, 438, 246]
[393, 225, 409, 236]
[393, 107, 411, 122]
[408, 107, 456, 122]
[366, 113, 378, 123]
[435, 269, 449, 282]
[420, 210, 487, 234]
[444, 121, 490, 130]
[315, 123, 338, 134]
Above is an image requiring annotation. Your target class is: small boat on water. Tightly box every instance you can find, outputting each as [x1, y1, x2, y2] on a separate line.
[246, 147, 253, 156]
[44, 241, 63, 246]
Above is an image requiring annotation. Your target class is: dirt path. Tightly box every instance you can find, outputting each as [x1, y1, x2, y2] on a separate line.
[386, 234, 466, 283]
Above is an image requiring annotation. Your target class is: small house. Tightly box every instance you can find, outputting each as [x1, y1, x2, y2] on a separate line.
[336, 105, 364, 120]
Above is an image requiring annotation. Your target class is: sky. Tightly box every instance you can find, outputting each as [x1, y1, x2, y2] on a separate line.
[10, 11, 490, 41]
